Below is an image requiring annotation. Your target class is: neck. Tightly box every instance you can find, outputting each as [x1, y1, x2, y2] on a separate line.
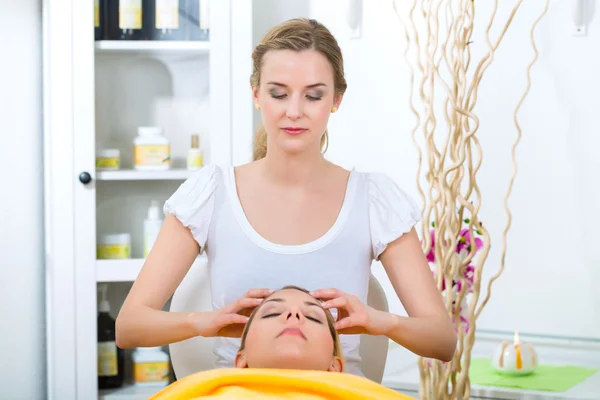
[261, 147, 329, 187]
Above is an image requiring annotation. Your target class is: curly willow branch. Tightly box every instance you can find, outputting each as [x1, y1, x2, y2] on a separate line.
[392, 0, 550, 398]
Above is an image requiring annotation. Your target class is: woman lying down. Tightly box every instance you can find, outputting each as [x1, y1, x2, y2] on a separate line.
[150, 286, 414, 399]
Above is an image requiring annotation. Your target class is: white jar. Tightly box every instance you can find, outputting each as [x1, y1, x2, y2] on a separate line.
[133, 127, 171, 171]
[97, 233, 131, 259]
[96, 149, 121, 171]
[132, 347, 170, 388]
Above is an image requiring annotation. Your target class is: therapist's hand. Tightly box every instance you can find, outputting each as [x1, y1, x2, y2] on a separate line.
[193, 288, 273, 338]
[311, 288, 392, 336]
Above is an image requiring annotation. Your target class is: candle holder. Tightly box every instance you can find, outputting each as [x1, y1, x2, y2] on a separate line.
[491, 331, 537, 376]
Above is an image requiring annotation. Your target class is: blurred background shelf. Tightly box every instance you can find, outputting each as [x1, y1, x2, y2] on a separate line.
[99, 383, 164, 400]
[97, 255, 207, 282]
[95, 40, 210, 54]
[96, 169, 195, 181]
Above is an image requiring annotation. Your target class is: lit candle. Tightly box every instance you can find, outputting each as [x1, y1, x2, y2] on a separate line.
[491, 330, 537, 375]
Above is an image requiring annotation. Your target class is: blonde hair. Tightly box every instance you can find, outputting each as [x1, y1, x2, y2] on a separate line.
[238, 285, 343, 359]
[250, 18, 348, 161]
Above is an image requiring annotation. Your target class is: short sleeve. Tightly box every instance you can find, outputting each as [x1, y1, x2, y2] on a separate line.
[163, 164, 220, 251]
[368, 173, 422, 260]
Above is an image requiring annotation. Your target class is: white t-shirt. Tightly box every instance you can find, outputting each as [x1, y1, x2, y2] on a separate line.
[163, 164, 421, 377]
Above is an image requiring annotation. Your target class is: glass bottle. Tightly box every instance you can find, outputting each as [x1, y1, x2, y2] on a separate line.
[106, 0, 148, 40]
[94, 0, 107, 40]
[184, 0, 210, 41]
[147, 0, 186, 40]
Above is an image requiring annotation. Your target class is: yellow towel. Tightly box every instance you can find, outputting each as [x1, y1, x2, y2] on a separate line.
[150, 368, 414, 400]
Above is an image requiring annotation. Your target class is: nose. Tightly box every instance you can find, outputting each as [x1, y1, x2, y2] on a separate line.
[285, 306, 304, 322]
[286, 95, 303, 120]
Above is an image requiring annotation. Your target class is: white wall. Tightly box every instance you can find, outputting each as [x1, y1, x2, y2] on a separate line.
[308, 0, 600, 340]
[0, 0, 46, 398]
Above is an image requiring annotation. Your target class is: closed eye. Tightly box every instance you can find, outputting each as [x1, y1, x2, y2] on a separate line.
[270, 94, 322, 102]
[262, 312, 323, 324]
[262, 313, 281, 319]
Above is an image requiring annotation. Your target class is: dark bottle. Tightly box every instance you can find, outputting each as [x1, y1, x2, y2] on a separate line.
[94, 0, 107, 40]
[184, 0, 210, 41]
[147, 0, 186, 40]
[106, 0, 147, 40]
[97, 285, 125, 389]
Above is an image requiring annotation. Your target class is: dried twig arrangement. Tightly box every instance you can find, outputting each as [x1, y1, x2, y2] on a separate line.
[392, 0, 550, 398]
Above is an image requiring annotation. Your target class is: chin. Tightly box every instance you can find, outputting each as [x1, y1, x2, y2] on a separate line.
[274, 135, 318, 155]
[270, 349, 325, 370]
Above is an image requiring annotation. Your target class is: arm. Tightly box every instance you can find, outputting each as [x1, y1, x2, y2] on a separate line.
[379, 228, 457, 362]
[115, 215, 209, 348]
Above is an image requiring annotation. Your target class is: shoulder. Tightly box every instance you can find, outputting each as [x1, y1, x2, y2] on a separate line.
[355, 170, 422, 260]
[166, 164, 223, 204]
[163, 165, 223, 245]
[357, 170, 418, 207]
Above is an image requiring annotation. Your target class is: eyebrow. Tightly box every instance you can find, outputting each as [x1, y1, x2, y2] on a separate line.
[266, 82, 327, 89]
[263, 298, 322, 308]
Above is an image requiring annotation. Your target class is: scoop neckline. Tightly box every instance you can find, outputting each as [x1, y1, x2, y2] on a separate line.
[225, 166, 358, 254]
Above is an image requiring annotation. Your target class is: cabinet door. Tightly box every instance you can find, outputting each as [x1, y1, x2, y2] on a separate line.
[73, 0, 99, 397]
[43, 0, 98, 399]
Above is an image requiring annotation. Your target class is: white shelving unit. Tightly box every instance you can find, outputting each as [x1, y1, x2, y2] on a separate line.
[99, 383, 163, 400]
[43, 1, 254, 399]
[95, 40, 211, 53]
[96, 256, 208, 283]
[96, 169, 195, 181]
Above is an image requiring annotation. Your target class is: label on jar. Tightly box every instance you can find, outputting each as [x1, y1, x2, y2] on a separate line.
[119, 0, 142, 30]
[97, 244, 131, 259]
[95, 0, 100, 28]
[134, 145, 171, 167]
[199, 0, 209, 30]
[96, 157, 120, 170]
[134, 361, 170, 383]
[98, 341, 118, 377]
[156, 0, 179, 29]
[187, 153, 203, 169]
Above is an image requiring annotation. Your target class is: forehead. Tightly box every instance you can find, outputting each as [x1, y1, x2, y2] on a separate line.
[264, 288, 317, 304]
[260, 49, 334, 86]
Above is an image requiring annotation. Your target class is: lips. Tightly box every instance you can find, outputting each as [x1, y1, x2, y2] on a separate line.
[277, 327, 307, 340]
[282, 127, 307, 135]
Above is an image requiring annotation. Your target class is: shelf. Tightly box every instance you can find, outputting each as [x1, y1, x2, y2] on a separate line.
[96, 255, 207, 282]
[95, 40, 210, 55]
[99, 383, 165, 400]
[96, 169, 196, 181]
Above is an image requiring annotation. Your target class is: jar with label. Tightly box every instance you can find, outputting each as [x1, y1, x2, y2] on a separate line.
[133, 127, 171, 171]
[107, 0, 148, 40]
[96, 149, 121, 171]
[133, 347, 170, 387]
[184, 0, 210, 41]
[147, 0, 186, 40]
[97, 233, 131, 259]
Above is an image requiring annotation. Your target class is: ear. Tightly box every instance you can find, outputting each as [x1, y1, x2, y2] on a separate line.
[252, 86, 260, 105]
[333, 94, 343, 111]
[234, 351, 249, 368]
[328, 356, 344, 373]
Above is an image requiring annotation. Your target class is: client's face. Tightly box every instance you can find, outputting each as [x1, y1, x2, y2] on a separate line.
[235, 288, 343, 372]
